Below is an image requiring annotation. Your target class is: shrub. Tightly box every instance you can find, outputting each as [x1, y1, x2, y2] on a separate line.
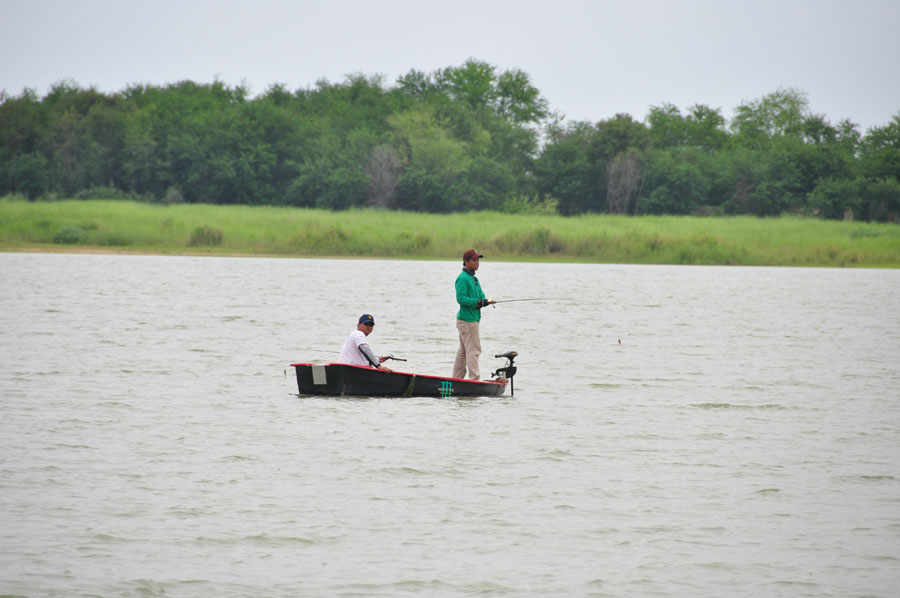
[52, 226, 88, 244]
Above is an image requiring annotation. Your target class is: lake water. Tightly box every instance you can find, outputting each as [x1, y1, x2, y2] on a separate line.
[1, 252, 899, 597]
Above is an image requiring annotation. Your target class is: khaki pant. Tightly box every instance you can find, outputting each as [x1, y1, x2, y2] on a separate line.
[453, 320, 481, 380]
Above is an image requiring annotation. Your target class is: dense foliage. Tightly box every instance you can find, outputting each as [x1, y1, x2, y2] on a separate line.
[2, 60, 898, 220]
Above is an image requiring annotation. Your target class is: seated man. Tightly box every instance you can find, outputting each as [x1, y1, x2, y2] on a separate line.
[338, 314, 392, 372]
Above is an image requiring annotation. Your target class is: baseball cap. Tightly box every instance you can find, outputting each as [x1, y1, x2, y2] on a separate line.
[358, 314, 375, 325]
[463, 249, 484, 260]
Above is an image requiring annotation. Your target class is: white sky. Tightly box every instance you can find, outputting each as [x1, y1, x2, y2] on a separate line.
[2, 0, 898, 132]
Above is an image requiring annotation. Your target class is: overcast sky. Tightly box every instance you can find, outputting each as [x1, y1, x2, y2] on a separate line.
[2, 0, 898, 131]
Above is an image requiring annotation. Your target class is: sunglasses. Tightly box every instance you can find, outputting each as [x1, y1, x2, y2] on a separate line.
[363, 322, 374, 326]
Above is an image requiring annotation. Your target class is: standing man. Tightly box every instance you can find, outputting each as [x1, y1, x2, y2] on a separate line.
[453, 249, 495, 380]
[339, 314, 393, 372]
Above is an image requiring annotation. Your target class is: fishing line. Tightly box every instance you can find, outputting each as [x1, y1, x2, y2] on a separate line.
[297, 349, 407, 361]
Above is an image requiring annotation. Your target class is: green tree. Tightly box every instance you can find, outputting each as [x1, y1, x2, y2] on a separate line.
[430, 59, 549, 125]
[388, 104, 516, 212]
[537, 115, 649, 214]
[389, 106, 471, 179]
[647, 103, 686, 149]
[120, 112, 158, 196]
[861, 177, 900, 222]
[434, 59, 497, 112]
[454, 156, 516, 211]
[720, 146, 802, 216]
[724, 89, 865, 217]
[534, 122, 596, 214]
[6, 152, 52, 198]
[731, 87, 809, 144]
[0, 89, 51, 197]
[396, 59, 548, 206]
[859, 114, 900, 181]
[641, 149, 709, 215]
[394, 168, 446, 212]
[685, 104, 729, 152]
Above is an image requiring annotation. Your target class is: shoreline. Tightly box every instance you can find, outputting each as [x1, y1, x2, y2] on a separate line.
[0, 245, 389, 260]
[3, 199, 899, 268]
[3, 245, 897, 268]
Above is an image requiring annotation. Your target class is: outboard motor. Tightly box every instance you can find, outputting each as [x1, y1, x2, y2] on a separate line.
[492, 351, 518, 396]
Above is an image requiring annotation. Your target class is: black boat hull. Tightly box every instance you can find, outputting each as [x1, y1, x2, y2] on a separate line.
[290, 363, 507, 398]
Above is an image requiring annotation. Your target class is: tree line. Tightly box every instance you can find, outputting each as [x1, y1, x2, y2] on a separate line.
[2, 60, 898, 221]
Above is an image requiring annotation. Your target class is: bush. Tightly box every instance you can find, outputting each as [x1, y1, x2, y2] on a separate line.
[188, 225, 223, 246]
[52, 226, 88, 244]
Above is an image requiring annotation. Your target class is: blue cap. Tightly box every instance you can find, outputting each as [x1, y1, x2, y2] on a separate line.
[359, 314, 374, 325]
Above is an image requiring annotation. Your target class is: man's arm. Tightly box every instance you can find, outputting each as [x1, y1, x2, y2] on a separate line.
[360, 344, 392, 372]
[358, 343, 379, 367]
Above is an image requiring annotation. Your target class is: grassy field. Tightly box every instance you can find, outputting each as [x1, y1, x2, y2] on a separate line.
[2, 197, 899, 267]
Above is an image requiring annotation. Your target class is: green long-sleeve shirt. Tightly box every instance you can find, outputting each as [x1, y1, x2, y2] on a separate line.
[455, 268, 486, 322]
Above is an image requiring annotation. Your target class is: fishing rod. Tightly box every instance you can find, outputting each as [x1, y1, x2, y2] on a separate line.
[489, 297, 590, 305]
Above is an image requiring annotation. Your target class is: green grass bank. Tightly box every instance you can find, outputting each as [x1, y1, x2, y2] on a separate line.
[2, 197, 899, 267]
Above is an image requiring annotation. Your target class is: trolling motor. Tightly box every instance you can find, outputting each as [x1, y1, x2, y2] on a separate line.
[492, 351, 518, 396]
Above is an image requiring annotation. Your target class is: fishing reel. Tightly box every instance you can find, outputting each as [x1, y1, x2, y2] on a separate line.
[492, 351, 518, 395]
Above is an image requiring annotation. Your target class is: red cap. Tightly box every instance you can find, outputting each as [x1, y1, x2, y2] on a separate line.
[463, 249, 483, 261]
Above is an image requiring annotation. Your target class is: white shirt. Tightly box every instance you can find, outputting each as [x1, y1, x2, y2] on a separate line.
[338, 329, 371, 366]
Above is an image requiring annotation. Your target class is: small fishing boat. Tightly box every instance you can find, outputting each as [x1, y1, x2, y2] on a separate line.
[290, 352, 518, 398]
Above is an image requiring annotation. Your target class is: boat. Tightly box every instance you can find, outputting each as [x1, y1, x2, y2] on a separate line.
[290, 351, 518, 398]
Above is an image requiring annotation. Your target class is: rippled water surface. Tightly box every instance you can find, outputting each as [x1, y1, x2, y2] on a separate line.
[1, 253, 899, 597]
